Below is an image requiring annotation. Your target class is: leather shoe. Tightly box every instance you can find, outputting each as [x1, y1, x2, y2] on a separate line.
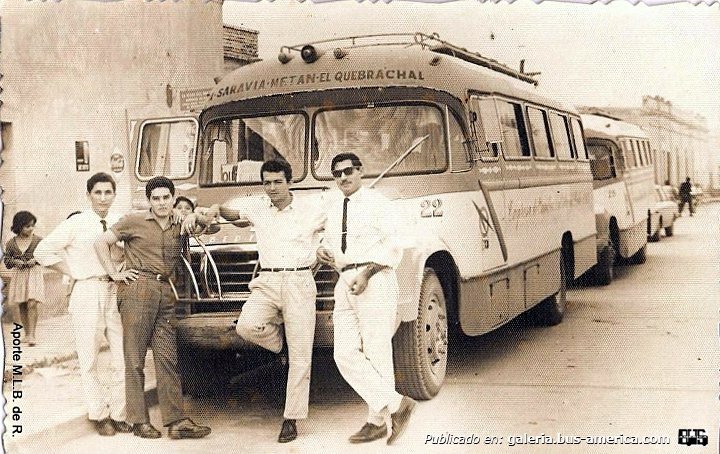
[278, 419, 297, 443]
[348, 422, 387, 443]
[112, 420, 133, 433]
[168, 418, 211, 439]
[133, 423, 162, 439]
[95, 418, 116, 436]
[387, 396, 417, 445]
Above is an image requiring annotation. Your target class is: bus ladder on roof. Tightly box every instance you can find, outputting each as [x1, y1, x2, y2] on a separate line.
[278, 32, 540, 86]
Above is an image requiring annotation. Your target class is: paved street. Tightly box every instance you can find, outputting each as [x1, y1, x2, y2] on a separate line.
[9, 203, 719, 454]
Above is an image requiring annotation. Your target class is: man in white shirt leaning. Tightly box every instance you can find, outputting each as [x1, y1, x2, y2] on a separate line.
[35, 172, 130, 436]
[316, 152, 417, 445]
[184, 159, 326, 443]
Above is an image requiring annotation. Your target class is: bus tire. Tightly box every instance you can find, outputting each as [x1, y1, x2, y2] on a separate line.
[393, 268, 448, 400]
[531, 253, 567, 326]
[664, 225, 674, 237]
[649, 219, 662, 243]
[628, 244, 647, 265]
[591, 244, 614, 286]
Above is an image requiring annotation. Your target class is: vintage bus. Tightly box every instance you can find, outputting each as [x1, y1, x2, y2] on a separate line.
[145, 33, 597, 398]
[582, 112, 655, 285]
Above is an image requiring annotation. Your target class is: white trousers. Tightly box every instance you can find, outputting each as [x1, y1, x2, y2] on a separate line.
[333, 268, 403, 426]
[236, 270, 317, 420]
[69, 279, 126, 421]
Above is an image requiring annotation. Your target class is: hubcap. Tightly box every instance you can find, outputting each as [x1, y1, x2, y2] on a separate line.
[423, 290, 448, 379]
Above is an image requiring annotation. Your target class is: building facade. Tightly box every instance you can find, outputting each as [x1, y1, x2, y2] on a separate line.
[0, 0, 225, 241]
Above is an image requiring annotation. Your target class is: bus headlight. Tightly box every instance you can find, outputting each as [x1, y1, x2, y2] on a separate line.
[301, 45, 323, 63]
[278, 52, 294, 64]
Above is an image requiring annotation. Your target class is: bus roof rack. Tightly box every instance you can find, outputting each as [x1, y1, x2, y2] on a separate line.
[278, 32, 540, 86]
[578, 107, 624, 122]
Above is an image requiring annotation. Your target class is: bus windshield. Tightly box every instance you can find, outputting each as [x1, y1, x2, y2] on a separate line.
[313, 104, 447, 178]
[199, 113, 306, 185]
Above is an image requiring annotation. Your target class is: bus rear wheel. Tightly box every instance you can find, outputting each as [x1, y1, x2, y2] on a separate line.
[627, 244, 647, 265]
[649, 218, 662, 242]
[393, 268, 448, 400]
[590, 242, 614, 286]
[530, 253, 567, 326]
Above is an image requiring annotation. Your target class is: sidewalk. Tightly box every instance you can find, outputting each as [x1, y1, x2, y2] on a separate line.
[3, 314, 79, 375]
[2, 314, 157, 453]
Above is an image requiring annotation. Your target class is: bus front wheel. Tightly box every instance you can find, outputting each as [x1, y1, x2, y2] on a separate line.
[393, 268, 448, 400]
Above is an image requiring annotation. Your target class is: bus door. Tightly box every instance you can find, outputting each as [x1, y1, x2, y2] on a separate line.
[467, 95, 511, 323]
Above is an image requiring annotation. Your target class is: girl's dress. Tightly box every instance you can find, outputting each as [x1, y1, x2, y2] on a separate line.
[4, 234, 45, 306]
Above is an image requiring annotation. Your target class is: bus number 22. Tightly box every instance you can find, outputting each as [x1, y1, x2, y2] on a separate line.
[420, 199, 444, 218]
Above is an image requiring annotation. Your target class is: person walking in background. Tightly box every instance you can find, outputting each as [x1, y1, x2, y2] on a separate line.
[185, 159, 326, 443]
[678, 177, 694, 216]
[3, 211, 44, 346]
[316, 153, 416, 445]
[95, 176, 211, 440]
[35, 172, 131, 436]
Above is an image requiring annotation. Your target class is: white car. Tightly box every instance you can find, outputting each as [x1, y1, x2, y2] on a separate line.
[648, 185, 678, 241]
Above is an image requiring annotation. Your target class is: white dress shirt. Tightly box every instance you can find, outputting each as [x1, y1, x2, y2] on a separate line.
[241, 194, 326, 269]
[324, 186, 402, 270]
[35, 210, 122, 280]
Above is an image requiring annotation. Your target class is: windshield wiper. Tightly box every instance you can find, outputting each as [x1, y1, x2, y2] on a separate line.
[369, 134, 430, 189]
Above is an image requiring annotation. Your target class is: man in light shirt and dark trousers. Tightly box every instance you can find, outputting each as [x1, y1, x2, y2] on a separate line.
[185, 159, 326, 443]
[35, 172, 131, 436]
[317, 152, 417, 445]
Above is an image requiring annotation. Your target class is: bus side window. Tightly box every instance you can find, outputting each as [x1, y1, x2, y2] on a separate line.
[569, 118, 587, 160]
[623, 140, 636, 168]
[549, 113, 573, 160]
[497, 99, 530, 158]
[588, 144, 616, 180]
[138, 119, 197, 179]
[527, 106, 554, 159]
[468, 96, 501, 160]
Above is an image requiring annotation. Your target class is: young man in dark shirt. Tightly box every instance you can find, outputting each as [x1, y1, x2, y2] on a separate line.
[95, 176, 211, 440]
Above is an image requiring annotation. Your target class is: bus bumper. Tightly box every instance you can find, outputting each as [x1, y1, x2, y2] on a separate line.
[176, 310, 335, 350]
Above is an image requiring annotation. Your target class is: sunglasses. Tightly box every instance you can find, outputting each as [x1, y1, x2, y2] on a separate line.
[332, 167, 359, 178]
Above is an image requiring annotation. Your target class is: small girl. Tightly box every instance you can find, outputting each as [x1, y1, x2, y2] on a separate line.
[3, 211, 45, 346]
[176, 196, 220, 234]
[174, 196, 195, 216]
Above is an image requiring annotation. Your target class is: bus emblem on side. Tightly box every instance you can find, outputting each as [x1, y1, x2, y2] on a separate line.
[473, 201, 493, 238]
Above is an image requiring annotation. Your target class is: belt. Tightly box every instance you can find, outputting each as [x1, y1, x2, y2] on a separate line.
[83, 276, 112, 282]
[340, 262, 374, 273]
[136, 270, 170, 282]
[259, 266, 312, 272]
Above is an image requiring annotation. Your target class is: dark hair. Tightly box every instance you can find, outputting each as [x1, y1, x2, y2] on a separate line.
[86, 172, 116, 193]
[331, 153, 363, 172]
[260, 159, 292, 182]
[145, 176, 175, 199]
[174, 196, 195, 210]
[66, 211, 82, 219]
[11, 211, 37, 235]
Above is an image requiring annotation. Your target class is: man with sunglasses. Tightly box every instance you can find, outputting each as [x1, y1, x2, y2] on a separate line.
[184, 159, 326, 443]
[317, 153, 417, 445]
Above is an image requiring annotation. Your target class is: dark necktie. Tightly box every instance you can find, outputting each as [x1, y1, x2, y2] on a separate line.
[341, 197, 349, 253]
[100, 219, 107, 232]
